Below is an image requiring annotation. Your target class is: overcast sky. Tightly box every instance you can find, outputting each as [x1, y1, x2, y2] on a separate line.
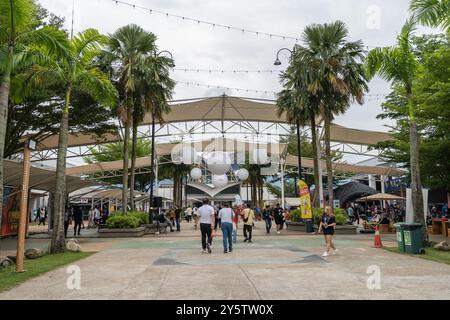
[35, 0, 437, 166]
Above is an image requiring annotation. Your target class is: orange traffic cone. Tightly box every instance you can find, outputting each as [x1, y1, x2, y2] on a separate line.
[373, 225, 383, 248]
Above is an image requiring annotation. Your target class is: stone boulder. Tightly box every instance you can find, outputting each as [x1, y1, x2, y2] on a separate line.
[433, 241, 449, 251]
[25, 248, 45, 259]
[0, 256, 14, 267]
[66, 238, 81, 252]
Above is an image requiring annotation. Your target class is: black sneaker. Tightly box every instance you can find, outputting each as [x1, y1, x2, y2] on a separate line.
[243, 238, 248, 242]
[229, 248, 232, 252]
[223, 250, 227, 254]
[207, 243, 212, 254]
[248, 239, 252, 243]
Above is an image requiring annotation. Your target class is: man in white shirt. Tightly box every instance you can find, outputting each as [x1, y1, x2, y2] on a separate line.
[198, 199, 215, 254]
[219, 203, 234, 253]
[185, 206, 193, 223]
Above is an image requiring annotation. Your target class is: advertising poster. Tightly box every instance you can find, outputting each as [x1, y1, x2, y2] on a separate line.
[1, 186, 21, 237]
[299, 180, 312, 219]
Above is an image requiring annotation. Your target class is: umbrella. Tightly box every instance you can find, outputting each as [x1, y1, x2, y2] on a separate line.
[363, 193, 405, 201]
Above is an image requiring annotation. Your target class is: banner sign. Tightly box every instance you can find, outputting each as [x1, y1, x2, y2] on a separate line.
[299, 180, 312, 219]
[1, 186, 21, 237]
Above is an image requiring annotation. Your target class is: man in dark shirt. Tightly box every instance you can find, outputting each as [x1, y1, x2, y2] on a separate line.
[72, 206, 83, 236]
[175, 206, 181, 231]
[262, 205, 272, 234]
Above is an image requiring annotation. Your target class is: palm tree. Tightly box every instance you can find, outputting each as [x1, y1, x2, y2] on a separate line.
[28, 29, 117, 253]
[293, 21, 368, 208]
[410, 0, 450, 30]
[0, 0, 69, 228]
[277, 80, 322, 207]
[366, 19, 426, 242]
[135, 53, 175, 219]
[103, 24, 157, 213]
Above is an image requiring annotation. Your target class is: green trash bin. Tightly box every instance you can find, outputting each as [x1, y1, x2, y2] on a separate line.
[305, 219, 314, 233]
[394, 223, 406, 252]
[403, 223, 424, 254]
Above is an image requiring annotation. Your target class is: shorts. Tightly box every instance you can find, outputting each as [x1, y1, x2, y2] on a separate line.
[323, 228, 334, 236]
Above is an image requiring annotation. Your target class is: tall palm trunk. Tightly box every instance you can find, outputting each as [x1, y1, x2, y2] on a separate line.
[310, 113, 321, 208]
[122, 104, 132, 214]
[0, 45, 13, 230]
[129, 114, 138, 211]
[324, 114, 333, 209]
[408, 99, 426, 243]
[149, 110, 156, 223]
[50, 87, 71, 253]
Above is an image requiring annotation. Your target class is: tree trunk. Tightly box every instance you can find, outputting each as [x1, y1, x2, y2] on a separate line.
[50, 87, 71, 253]
[129, 115, 138, 211]
[121, 104, 132, 214]
[324, 115, 333, 210]
[0, 44, 14, 231]
[409, 117, 426, 243]
[310, 113, 321, 208]
[149, 110, 156, 223]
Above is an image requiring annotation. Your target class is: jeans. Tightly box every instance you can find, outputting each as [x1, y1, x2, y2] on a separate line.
[221, 222, 233, 251]
[64, 221, 70, 238]
[232, 229, 237, 243]
[243, 224, 252, 240]
[200, 223, 212, 250]
[264, 218, 272, 233]
[74, 221, 82, 235]
[165, 217, 174, 231]
[175, 218, 180, 231]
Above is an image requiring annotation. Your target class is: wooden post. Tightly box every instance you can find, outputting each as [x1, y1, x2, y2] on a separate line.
[16, 144, 31, 273]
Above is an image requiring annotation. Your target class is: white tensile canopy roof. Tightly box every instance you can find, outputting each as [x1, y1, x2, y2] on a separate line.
[26, 96, 394, 151]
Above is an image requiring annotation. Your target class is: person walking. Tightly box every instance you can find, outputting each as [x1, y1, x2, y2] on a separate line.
[72, 206, 83, 236]
[198, 199, 215, 254]
[87, 208, 95, 229]
[175, 206, 181, 231]
[241, 204, 255, 242]
[64, 207, 72, 238]
[347, 204, 354, 224]
[318, 206, 337, 257]
[94, 206, 101, 226]
[38, 207, 46, 226]
[262, 205, 272, 234]
[219, 203, 234, 253]
[185, 206, 193, 223]
[193, 206, 199, 230]
[273, 204, 284, 234]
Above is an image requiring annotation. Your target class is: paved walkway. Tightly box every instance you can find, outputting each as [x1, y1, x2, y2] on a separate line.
[1, 221, 449, 299]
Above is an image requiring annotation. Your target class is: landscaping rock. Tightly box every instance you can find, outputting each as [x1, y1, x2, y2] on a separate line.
[7, 255, 17, 263]
[0, 256, 14, 267]
[433, 241, 449, 251]
[25, 248, 45, 259]
[66, 239, 81, 252]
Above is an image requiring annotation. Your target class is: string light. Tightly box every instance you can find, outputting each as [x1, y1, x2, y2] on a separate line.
[110, 0, 300, 41]
[173, 68, 279, 74]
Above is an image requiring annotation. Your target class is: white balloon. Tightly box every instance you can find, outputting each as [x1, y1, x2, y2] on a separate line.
[236, 168, 249, 181]
[212, 174, 228, 188]
[182, 146, 197, 164]
[207, 151, 231, 175]
[190, 168, 202, 180]
[171, 148, 182, 165]
[252, 148, 268, 165]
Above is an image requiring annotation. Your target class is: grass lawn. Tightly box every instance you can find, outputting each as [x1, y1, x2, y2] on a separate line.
[385, 246, 450, 265]
[0, 251, 96, 292]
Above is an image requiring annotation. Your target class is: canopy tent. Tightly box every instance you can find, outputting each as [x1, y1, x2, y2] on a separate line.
[334, 181, 378, 205]
[360, 193, 405, 201]
[66, 138, 288, 176]
[3, 159, 99, 193]
[25, 96, 395, 152]
[284, 155, 405, 176]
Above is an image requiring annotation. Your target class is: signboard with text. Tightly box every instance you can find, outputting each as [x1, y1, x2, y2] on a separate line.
[299, 180, 312, 219]
[1, 186, 21, 237]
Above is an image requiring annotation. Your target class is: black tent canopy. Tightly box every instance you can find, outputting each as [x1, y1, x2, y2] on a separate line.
[334, 182, 377, 206]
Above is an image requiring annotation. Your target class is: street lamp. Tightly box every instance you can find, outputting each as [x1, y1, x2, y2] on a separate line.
[149, 50, 174, 223]
[273, 47, 302, 181]
[273, 48, 293, 66]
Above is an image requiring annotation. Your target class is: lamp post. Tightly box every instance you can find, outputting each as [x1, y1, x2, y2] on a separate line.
[273, 47, 303, 182]
[149, 50, 174, 223]
[16, 140, 36, 273]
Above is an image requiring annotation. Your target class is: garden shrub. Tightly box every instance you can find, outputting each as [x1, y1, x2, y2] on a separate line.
[128, 211, 149, 225]
[106, 214, 140, 229]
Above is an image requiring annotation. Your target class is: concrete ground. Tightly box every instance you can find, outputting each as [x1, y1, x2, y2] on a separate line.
[1, 221, 449, 300]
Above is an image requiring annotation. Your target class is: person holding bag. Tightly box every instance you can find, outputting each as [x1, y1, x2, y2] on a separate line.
[241, 204, 255, 243]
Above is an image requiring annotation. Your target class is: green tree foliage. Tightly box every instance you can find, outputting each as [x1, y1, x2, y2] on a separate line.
[83, 139, 152, 192]
[372, 34, 450, 190]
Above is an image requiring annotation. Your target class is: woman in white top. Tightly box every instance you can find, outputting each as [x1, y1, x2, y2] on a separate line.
[219, 203, 234, 253]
